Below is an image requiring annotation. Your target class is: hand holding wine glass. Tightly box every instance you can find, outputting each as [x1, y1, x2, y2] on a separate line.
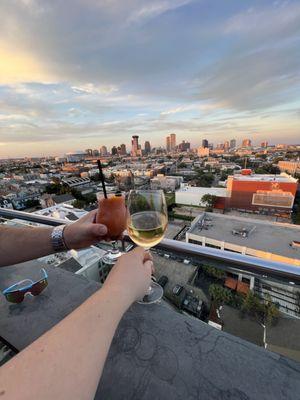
[127, 190, 168, 304]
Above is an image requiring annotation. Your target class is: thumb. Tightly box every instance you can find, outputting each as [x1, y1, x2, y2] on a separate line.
[88, 223, 108, 238]
[143, 260, 153, 278]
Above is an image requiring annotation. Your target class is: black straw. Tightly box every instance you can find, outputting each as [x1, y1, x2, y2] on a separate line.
[97, 159, 107, 199]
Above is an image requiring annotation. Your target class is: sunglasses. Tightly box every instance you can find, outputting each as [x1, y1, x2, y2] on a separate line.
[2, 268, 48, 303]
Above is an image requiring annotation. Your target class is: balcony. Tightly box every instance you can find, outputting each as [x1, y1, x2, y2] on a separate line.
[0, 208, 300, 399]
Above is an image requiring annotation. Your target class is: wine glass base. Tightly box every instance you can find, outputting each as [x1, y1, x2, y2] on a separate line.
[137, 281, 163, 305]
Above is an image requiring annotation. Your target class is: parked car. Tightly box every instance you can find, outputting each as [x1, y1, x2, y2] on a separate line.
[172, 284, 183, 295]
[158, 275, 168, 288]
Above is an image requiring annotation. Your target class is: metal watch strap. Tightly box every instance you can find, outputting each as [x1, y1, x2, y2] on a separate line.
[51, 225, 69, 252]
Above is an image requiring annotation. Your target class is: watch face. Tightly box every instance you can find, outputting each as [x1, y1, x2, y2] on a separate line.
[52, 226, 67, 252]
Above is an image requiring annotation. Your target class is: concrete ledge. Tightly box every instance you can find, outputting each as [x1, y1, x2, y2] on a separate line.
[97, 302, 300, 400]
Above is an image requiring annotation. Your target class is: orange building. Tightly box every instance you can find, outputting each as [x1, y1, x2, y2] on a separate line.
[226, 171, 298, 216]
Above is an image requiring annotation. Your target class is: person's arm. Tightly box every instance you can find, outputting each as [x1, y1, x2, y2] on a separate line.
[0, 210, 107, 267]
[0, 247, 152, 400]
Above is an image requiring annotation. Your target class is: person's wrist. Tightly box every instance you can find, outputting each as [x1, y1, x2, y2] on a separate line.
[62, 224, 74, 250]
[51, 225, 69, 252]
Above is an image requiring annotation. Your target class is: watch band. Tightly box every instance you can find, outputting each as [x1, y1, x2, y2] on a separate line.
[51, 225, 69, 252]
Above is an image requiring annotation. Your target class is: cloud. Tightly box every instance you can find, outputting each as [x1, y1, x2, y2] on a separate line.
[127, 0, 194, 23]
[0, 0, 300, 157]
[71, 83, 118, 95]
[195, 2, 300, 110]
[160, 105, 197, 115]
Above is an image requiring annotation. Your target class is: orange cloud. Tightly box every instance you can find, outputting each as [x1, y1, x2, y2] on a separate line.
[0, 42, 55, 84]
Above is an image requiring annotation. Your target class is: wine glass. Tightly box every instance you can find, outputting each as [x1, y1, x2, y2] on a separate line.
[127, 189, 168, 304]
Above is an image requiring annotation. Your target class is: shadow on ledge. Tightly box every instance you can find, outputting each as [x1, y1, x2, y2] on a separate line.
[96, 301, 300, 400]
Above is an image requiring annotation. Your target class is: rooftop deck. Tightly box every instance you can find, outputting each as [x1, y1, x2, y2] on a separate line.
[189, 212, 300, 260]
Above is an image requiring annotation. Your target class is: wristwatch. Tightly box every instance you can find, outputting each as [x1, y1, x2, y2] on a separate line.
[51, 225, 69, 252]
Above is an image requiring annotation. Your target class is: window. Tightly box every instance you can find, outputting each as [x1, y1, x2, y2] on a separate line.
[205, 243, 220, 249]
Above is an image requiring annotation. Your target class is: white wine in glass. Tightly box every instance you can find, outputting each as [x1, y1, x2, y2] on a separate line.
[127, 190, 168, 304]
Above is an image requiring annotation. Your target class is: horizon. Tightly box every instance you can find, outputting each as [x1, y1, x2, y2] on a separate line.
[0, 0, 300, 158]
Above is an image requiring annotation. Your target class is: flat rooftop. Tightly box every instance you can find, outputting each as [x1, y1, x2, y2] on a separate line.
[230, 173, 297, 183]
[165, 221, 186, 239]
[189, 212, 300, 261]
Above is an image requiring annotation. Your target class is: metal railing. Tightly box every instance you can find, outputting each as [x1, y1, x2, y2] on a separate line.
[1, 207, 300, 284]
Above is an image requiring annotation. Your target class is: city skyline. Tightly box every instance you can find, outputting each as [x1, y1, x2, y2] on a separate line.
[0, 0, 300, 158]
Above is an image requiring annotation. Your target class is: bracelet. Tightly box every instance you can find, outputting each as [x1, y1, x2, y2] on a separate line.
[51, 225, 69, 252]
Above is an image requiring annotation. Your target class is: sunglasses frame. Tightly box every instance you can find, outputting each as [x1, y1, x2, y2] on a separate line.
[2, 268, 48, 303]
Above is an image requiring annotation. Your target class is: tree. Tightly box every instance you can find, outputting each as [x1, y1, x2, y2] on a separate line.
[201, 194, 217, 211]
[209, 284, 232, 306]
[195, 172, 214, 187]
[84, 193, 97, 205]
[254, 164, 280, 175]
[241, 292, 279, 325]
[241, 291, 264, 320]
[202, 265, 225, 280]
[73, 199, 86, 209]
[263, 294, 279, 325]
[24, 199, 40, 208]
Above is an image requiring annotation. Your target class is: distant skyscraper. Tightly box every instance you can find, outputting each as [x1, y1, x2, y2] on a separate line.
[100, 145, 108, 156]
[224, 141, 230, 150]
[111, 146, 118, 156]
[166, 136, 171, 152]
[178, 140, 190, 152]
[92, 149, 99, 156]
[170, 133, 176, 151]
[131, 135, 139, 156]
[144, 141, 151, 154]
[119, 143, 126, 155]
[242, 138, 252, 147]
[261, 141, 268, 148]
[230, 139, 236, 149]
[85, 149, 93, 156]
[202, 139, 209, 148]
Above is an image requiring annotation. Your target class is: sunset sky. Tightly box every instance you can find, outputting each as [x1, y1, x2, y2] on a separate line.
[0, 0, 299, 157]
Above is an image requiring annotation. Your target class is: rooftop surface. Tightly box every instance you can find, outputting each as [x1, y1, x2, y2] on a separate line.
[97, 302, 300, 400]
[176, 186, 228, 196]
[230, 173, 297, 183]
[1, 240, 300, 398]
[164, 221, 186, 240]
[189, 212, 300, 260]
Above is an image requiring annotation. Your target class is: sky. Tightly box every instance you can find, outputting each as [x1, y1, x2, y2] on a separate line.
[0, 0, 299, 158]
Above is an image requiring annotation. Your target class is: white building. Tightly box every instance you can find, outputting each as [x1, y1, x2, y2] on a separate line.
[175, 185, 228, 206]
[150, 175, 183, 191]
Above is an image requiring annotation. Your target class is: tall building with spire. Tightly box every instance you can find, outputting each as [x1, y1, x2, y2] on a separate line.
[131, 135, 139, 156]
[202, 139, 208, 148]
